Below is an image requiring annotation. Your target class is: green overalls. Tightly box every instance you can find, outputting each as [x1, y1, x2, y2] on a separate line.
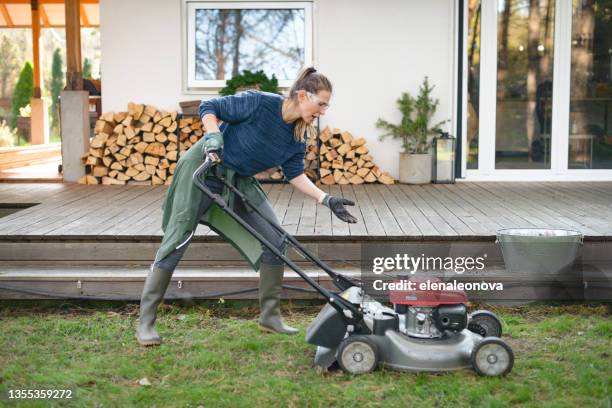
[155, 136, 268, 271]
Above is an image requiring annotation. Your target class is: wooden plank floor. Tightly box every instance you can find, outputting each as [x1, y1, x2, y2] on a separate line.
[0, 182, 611, 240]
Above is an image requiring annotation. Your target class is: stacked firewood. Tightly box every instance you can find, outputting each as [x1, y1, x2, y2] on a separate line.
[79, 110, 394, 186]
[78, 103, 204, 185]
[304, 127, 394, 185]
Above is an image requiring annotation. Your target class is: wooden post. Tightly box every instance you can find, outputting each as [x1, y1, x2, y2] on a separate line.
[29, 0, 49, 144]
[65, 0, 83, 91]
[31, 0, 41, 98]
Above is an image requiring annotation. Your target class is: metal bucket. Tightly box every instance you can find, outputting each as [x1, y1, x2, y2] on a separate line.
[496, 228, 584, 301]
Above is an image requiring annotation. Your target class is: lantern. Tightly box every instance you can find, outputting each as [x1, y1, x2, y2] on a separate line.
[432, 132, 456, 184]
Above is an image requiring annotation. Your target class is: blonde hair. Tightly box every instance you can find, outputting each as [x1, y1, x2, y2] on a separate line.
[288, 66, 333, 142]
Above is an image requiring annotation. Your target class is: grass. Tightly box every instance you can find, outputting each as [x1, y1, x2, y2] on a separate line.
[0, 301, 610, 408]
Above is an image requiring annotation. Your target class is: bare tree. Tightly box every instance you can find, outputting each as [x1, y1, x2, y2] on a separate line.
[195, 9, 304, 80]
[231, 10, 243, 77]
[526, 0, 541, 160]
[497, 0, 512, 100]
[241, 10, 297, 70]
[571, 0, 595, 135]
[0, 35, 20, 98]
[468, 0, 481, 116]
[215, 10, 230, 79]
[539, 0, 554, 76]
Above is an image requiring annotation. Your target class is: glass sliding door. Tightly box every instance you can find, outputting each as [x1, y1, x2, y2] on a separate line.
[495, 0, 556, 169]
[463, 0, 612, 179]
[568, 0, 612, 169]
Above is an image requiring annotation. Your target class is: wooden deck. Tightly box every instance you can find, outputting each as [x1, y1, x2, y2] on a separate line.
[0, 145, 62, 183]
[0, 181, 611, 240]
[0, 181, 610, 300]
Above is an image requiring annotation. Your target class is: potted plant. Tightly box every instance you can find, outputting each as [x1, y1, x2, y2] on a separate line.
[376, 77, 447, 184]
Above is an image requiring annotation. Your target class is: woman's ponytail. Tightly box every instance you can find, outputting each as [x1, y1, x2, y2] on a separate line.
[287, 66, 332, 143]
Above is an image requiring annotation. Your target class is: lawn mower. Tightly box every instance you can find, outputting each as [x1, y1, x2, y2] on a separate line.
[193, 154, 514, 377]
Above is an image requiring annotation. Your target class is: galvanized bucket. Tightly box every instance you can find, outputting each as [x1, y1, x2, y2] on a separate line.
[496, 228, 584, 301]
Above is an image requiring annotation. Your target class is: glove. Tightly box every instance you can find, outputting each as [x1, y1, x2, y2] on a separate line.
[202, 131, 224, 160]
[322, 194, 357, 223]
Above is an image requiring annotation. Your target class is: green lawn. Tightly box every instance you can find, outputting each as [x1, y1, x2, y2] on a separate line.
[0, 301, 610, 408]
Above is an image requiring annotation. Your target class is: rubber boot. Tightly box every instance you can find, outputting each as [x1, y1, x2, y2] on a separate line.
[136, 264, 173, 346]
[258, 262, 299, 335]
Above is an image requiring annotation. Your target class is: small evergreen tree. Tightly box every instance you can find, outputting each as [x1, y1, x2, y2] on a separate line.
[83, 57, 92, 78]
[50, 49, 64, 133]
[10, 61, 33, 128]
[376, 77, 447, 154]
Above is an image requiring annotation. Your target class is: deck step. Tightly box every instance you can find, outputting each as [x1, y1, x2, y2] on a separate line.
[0, 265, 361, 300]
[2, 263, 609, 301]
[0, 238, 503, 265]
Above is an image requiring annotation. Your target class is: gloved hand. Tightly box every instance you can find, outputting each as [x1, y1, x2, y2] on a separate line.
[322, 194, 357, 223]
[202, 131, 223, 161]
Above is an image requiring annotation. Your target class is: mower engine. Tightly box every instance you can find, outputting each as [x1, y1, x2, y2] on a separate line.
[399, 305, 466, 338]
[390, 277, 469, 338]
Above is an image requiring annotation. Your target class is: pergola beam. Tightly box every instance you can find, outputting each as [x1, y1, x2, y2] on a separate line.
[0, 4, 13, 27]
[79, 2, 87, 26]
[0, 0, 99, 28]
[39, 3, 49, 27]
[0, 0, 100, 28]
[0, 0, 97, 4]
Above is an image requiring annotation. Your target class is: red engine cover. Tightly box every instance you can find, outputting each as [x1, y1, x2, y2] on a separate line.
[388, 276, 468, 306]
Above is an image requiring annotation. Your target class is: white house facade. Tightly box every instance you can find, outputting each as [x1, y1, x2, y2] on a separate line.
[100, 0, 612, 181]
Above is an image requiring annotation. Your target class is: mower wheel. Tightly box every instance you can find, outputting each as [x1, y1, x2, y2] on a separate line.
[471, 337, 514, 376]
[337, 336, 379, 374]
[468, 310, 503, 337]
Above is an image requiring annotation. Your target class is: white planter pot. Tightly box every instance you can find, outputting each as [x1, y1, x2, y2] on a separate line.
[399, 152, 432, 184]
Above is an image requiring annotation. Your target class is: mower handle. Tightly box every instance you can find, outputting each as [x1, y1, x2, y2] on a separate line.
[193, 152, 221, 198]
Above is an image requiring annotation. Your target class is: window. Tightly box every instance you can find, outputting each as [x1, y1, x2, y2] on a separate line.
[185, 1, 313, 90]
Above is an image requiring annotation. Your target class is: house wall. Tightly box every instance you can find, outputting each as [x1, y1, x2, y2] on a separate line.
[100, 0, 456, 179]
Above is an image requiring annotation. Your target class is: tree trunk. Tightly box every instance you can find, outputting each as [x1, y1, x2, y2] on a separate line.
[571, 0, 595, 134]
[468, 1, 481, 116]
[539, 0, 554, 77]
[526, 0, 541, 161]
[497, 0, 511, 100]
[215, 10, 230, 80]
[231, 10, 243, 77]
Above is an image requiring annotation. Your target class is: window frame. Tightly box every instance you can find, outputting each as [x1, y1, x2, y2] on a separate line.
[183, 0, 313, 93]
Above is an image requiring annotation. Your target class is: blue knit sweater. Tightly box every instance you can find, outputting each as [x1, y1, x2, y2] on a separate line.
[199, 91, 307, 181]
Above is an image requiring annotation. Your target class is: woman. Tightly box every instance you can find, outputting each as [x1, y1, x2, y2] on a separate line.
[136, 67, 358, 346]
